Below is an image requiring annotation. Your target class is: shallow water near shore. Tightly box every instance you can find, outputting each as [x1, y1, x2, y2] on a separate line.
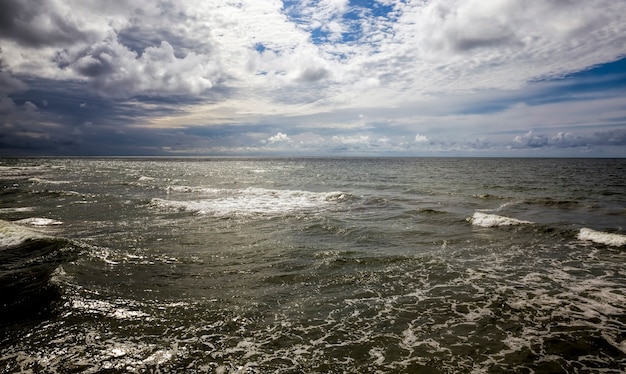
[1, 157, 625, 372]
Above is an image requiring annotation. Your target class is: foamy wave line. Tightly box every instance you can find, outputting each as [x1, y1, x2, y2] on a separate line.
[0, 219, 48, 249]
[153, 187, 350, 216]
[16, 217, 63, 226]
[166, 185, 222, 194]
[469, 212, 533, 228]
[578, 228, 626, 247]
[0, 207, 35, 214]
[28, 177, 71, 184]
[71, 298, 150, 320]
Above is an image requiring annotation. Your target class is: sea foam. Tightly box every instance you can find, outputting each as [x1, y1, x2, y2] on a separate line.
[153, 187, 349, 216]
[0, 219, 47, 249]
[15, 217, 63, 226]
[470, 212, 533, 228]
[577, 228, 626, 247]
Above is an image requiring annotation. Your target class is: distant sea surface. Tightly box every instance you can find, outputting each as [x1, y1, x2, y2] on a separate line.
[1, 157, 625, 373]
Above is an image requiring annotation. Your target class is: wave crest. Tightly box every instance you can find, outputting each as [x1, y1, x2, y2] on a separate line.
[1, 219, 48, 249]
[469, 212, 533, 228]
[578, 228, 626, 247]
[152, 187, 351, 216]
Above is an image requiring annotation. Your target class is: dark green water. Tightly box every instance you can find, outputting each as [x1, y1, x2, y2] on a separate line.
[1, 158, 625, 372]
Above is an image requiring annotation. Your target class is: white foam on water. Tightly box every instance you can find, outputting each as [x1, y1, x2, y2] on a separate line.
[71, 298, 150, 320]
[0, 219, 47, 249]
[15, 217, 63, 226]
[469, 212, 533, 227]
[153, 187, 349, 216]
[0, 165, 46, 177]
[143, 349, 174, 365]
[166, 185, 221, 194]
[577, 228, 626, 247]
[28, 177, 71, 184]
[0, 207, 36, 214]
[369, 347, 386, 366]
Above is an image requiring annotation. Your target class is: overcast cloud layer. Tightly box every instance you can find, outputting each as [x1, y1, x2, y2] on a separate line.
[1, 0, 625, 156]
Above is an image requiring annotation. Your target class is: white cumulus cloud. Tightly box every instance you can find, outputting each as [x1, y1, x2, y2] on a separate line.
[414, 134, 430, 143]
[268, 132, 291, 143]
[1, 0, 625, 156]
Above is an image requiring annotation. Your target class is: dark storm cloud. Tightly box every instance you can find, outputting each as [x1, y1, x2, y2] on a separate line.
[0, 70, 27, 95]
[592, 129, 626, 146]
[118, 25, 214, 58]
[0, 76, 205, 156]
[298, 66, 331, 82]
[63, 37, 220, 98]
[73, 45, 118, 78]
[0, 0, 94, 47]
[511, 129, 626, 149]
[450, 33, 518, 52]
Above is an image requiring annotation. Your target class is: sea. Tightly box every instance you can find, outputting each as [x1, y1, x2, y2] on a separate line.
[0, 157, 625, 373]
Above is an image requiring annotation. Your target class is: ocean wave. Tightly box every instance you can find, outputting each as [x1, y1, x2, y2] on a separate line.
[0, 165, 46, 177]
[15, 218, 63, 226]
[28, 177, 71, 185]
[153, 187, 352, 216]
[165, 185, 221, 194]
[577, 228, 626, 247]
[415, 208, 447, 215]
[0, 220, 76, 326]
[71, 297, 151, 320]
[469, 212, 533, 228]
[0, 219, 48, 249]
[0, 207, 36, 214]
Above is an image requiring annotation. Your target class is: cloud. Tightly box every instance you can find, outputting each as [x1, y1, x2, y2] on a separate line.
[0, 0, 625, 156]
[68, 38, 220, 98]
[332, 135, 370, 145]
[0, 97, 17, 114]
[298, 66, 331, 83]
[0, 0, 99, 47]
[414, 134, 430, 143]
[268, 132, 291, 143]
[591, 129, 626, 146]
[3, 0, 625, 99]
[0, 71, 27, 95]
[511, 129, 626, 149]
[22, 101, 38, 113]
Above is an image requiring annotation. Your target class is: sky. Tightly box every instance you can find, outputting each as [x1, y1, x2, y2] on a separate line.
[1, 0, 625, 157]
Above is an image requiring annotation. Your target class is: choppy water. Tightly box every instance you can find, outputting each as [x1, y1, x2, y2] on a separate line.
[1, 157, 625, 373]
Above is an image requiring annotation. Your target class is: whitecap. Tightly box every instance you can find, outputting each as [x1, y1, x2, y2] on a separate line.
[0, 207, 36, 214]
[71, 298, 150, 320]
[469, 212, 533, 228]
[577, 228, 626, 247]
[28, 177, 70, 184]
[15, 217, 63, 226]
[0, 219, 47, 249]
[153, 187, 349, 216]
[143, 349, 175, 365]
[166, 185, 219, 194]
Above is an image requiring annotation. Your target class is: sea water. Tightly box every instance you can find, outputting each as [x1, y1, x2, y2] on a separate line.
[0, 157, 625, 373]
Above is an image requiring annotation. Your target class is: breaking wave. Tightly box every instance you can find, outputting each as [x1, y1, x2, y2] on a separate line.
[578, 228, 626, 247]
[153, 187, 353, 216]
[0, 220, 77, 332]
[469, 212, 533, 228]
[15, 217, 63, 226]
[1, 218, 49, 249]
